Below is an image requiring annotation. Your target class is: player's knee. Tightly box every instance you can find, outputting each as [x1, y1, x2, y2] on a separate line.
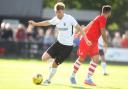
[41, 56, 48, 61]
[92, 55, 99, 63]
[92, 58, 99, 63]
[52, 61, 59, 68]
[78, 56, 85, 63]
[41, 52, 50, 61]
[41, 55, 46, 61]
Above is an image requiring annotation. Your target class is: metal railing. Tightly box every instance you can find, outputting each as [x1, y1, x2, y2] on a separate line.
[0, 40, 77, 59]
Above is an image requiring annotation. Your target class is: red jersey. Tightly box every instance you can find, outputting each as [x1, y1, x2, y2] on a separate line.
[84, 15, 107, 44]
[78, 15, 107, 59]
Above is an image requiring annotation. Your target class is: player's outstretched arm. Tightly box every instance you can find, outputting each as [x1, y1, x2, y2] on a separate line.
[28, 20, 51, 27]
[27, 20, 51, 33]
[75, 24, 92, 46]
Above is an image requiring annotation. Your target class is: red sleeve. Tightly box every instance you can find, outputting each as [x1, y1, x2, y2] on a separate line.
[99, 16, 106, 30]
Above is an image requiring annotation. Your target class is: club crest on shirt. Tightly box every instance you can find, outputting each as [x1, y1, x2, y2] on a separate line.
[57, 22, 68, 31]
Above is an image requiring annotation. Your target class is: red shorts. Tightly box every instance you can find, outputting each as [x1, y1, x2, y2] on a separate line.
[77, 38, 99, 59]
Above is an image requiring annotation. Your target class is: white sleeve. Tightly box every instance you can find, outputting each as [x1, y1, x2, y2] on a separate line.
[70, 15, 78, 27]
[48, 16, 60, 25]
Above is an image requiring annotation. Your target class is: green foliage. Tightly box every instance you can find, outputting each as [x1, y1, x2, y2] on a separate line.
[42, 0, 128, 31]
[110, 0, 128, 28]
[108, 22, 119, 30]
[43, 0, 56, 8]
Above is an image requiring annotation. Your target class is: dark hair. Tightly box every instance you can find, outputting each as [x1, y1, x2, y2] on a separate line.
[102, 5, 111, 13]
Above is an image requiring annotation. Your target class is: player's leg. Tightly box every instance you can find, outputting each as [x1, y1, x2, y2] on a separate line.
[44, 60, 58, 84]
[41, 41, 58, 61]
[84, 45, 99, 86]
[72, 56, 84, 76]
[42, 41, 59, 84]
[42, 52, 52, 61]
[42, 52, 54, 72]
[99, 49, 107, 75]
[70, 39, 87, 84]
[70, 56, 84, 84]
[84, 54, 99, 86]
[44, 42, 73, 84]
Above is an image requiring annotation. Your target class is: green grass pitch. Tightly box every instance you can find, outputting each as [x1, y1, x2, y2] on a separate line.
[0, 58, 128, 89]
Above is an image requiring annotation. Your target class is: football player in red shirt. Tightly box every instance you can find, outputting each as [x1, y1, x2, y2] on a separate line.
[70, 5, 111, 86]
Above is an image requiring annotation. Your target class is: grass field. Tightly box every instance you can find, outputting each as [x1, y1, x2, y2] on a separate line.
[0, 58, 128, 89]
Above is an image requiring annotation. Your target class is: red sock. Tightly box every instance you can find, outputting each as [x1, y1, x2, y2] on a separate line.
[87, 61, 98, 76]
[73, 60, 82, 73]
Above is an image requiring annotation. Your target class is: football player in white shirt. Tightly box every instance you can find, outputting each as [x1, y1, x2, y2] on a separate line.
[98, 36, 108, 75]
[28, 2, 91, 84]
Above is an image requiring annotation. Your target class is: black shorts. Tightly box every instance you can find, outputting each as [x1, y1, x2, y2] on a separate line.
[99, 49, 104, 56]
[46, 41, 73, 65]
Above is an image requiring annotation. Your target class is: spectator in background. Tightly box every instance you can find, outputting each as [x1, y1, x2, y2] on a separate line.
[27, 33, 36, 42]
[73, 33, 80, 47]
[26, 25, 36, 42]
[1, 22, 6, 29]
[1, 23, 13, 41]
[15, 24, 27, 42]
[120, 30, 128, 48]
[112, 32, 121, 47]
[0, 23, 6, 39]
[73, 25, 85, 47]
[43, 27, 56, 49]
[36, 27, 45, 43]
[0, 23, 6, 40]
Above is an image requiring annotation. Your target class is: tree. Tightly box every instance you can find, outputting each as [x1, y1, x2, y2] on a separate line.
[43, 0, 128, 31]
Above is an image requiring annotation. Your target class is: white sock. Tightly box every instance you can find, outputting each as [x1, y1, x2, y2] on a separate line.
[48, 59, 54, 70]
[101, 62, 107, 74]
[71, 72, 76, 78]
[47, 68, 57, 81]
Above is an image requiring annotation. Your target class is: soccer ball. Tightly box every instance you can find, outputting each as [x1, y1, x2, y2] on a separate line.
[32, 74, 43, 85]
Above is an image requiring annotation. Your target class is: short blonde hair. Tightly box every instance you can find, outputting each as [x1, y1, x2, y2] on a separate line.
[54, 2, 65, 12]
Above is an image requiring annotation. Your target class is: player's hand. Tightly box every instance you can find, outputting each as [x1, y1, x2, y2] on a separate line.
[85, 39, 92, 46]
[27, 24, 33, 33]
[28, 20, 36, 26]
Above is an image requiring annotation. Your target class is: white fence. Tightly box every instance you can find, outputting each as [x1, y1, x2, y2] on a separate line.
[105, 48, 128, 62]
